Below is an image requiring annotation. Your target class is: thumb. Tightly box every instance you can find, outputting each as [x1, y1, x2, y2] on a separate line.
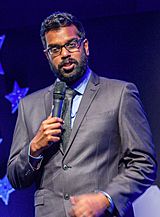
[70, 196, 79, 205]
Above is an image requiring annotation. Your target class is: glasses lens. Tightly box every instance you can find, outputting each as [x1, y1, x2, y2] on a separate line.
[66, 39, 80, 51]
[48, 46, 61, 56]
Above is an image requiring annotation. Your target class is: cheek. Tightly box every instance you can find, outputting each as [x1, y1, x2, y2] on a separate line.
[72, 52, 83, 63]
[49, 57, 59, 69]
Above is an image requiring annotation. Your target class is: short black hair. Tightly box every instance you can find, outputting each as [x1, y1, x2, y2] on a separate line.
[40, 11, 86, 48]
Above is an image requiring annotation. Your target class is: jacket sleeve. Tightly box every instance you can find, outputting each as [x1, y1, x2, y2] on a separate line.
[7, 99, 39, 189]
[105, 83, 157, 217]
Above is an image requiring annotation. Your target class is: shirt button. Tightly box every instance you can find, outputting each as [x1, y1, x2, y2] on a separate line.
[64, 193, 70, 200]
[63, 164, 68, 170]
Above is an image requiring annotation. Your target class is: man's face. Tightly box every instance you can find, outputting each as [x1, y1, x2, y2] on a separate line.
[44, 25, 89, 85]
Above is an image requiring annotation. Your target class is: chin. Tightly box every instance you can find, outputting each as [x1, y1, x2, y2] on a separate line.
[63, 71, 77, 78]
[54, 63, 87, 84]
[60, 74, 79, 85]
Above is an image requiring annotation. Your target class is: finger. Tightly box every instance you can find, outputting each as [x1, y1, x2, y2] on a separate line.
[45, 130, 62, 141]
[70, 196, 76, 205]
[43, 117, 63, 125]
[46, 122, 63, 131]
[46, 129, 62, 137]
[40, 136, 61, 148]
[71, 206, 85, 217]
[68, 209, 76, 217]
[70, 196, 79, 204]
[48, 117, 64, 123]
[48, 136, 61, 143]
[71, 202, 88, 217]
[40, 122, 63, 134]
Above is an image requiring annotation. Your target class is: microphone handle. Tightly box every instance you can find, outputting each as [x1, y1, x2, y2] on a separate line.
[52, 98, 63, 117]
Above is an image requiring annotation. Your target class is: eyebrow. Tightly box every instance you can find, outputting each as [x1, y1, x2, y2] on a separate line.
[47, 37, 79, 48]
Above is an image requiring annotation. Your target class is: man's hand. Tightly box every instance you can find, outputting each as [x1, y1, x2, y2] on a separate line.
[69, 192, 110, 217]
[30, 116, 63, 157]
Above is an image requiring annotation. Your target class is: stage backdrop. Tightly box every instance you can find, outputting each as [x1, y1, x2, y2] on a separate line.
[0, 3, 160, 217]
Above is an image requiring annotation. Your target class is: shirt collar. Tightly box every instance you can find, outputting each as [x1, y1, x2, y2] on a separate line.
[56, 67, 92, 95]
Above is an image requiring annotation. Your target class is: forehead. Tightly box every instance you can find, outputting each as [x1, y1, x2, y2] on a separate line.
[45, 25, 79, 45]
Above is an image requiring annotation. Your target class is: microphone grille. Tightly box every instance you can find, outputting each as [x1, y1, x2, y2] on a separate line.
[53, 81, 66, 100]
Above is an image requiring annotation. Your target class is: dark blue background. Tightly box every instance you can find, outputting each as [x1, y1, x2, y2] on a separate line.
[0, 1, 160, 216]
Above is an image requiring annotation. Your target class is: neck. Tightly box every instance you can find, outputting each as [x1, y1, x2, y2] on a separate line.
[68, 67, 91, 89]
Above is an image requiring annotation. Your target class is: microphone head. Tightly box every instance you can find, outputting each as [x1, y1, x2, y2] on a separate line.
[53, 81, 66, 100]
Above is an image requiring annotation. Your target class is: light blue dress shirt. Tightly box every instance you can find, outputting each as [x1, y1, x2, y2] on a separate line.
[69, 68, 91, 127]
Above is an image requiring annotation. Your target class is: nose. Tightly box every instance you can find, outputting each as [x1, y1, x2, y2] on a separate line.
[61, 46, 71, 59]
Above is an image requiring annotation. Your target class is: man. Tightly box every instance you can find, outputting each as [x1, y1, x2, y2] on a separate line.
[7, 12, 157, 217]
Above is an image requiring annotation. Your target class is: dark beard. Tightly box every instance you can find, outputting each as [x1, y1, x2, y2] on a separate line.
[49, 51, 88, 85]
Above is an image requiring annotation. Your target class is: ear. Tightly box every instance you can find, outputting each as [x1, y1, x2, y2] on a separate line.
[44, 50, 52, 61]
[83, 39, 89, 56]
[44, 50, 50, 60]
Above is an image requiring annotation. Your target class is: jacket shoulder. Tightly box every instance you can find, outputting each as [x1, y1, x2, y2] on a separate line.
[21, 85, 53, 102]
[99, 76, 137, 90]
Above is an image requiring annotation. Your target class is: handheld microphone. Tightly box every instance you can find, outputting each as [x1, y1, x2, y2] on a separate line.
[52, 81, 66, 117]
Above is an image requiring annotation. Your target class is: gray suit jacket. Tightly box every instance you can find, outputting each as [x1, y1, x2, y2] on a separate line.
[7, 72, 157, 217]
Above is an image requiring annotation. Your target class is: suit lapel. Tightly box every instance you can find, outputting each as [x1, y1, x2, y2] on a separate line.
[64, 72, 100, 155]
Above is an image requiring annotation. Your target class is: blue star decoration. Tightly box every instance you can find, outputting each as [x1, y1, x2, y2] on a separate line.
[0, 175, 15, 205]
[0, 35, 5, 49]
[0, 138, 3, 144]
[5, 81, 29, 113]
[0, 63, 4, 75]
[0, 34, 5, 75]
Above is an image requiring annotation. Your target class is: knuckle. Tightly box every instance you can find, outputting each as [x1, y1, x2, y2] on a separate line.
[56, 129, 61, 134]
[53, 136, 60, 142]
[44, 131, 49, 136]
[41, 123, 46, 131]
[55, 122, 61, 128]
[47, 135, 52, 140]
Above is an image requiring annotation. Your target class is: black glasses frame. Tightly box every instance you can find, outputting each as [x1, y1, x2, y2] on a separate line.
[44, 38, 84, 58]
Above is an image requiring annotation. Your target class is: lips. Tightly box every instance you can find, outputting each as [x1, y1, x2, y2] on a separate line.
[62, 62, 74, 71]
[60, 59, 77, 72]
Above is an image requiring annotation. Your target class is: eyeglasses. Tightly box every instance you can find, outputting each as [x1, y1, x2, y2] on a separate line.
[44, 38, 84, 58]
